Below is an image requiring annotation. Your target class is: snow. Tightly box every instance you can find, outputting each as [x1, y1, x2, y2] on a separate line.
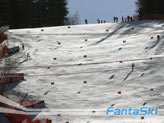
[4, 20, 164, 122]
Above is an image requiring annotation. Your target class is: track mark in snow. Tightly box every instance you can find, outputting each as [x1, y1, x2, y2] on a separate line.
[123, 69, 134, 81]
[109, 75, 115, 79]
[142, 102, 147, 106]
[111, 104, 115, 106]
[143, 66, 152, 70]
[140, 73, 145, 77]
[36, 39, 43, 42]
[19, 58, 28, 65]
[44, 91, 51, 95]
[155, 39, 164, 55]
[93, 24, 126, 45]
[150, 39, 160, 49]
[118, 48, 122, 50]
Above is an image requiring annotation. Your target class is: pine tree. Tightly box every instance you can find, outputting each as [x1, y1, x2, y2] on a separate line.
[4, 0, 69, 28]
[31, 0, 68, 27]
[44, 0, 68, 26]
[136, 0, 145, 17]
[0, 0, 11, 26]
[136, 0, 164, 20]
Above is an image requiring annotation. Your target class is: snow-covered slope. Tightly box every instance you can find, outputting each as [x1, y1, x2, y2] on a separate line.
[6, 20, 164, 123]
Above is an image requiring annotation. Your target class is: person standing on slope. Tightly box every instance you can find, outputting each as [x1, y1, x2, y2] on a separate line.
[113, 17, 116, 23]
[97, 19, 100, 24]
[157, 35, 160, 41]
[22, 44, 25, 51]
[85, 19, 88, 24]
[122, 17, 124, 22]
[132, 63, 134, 70]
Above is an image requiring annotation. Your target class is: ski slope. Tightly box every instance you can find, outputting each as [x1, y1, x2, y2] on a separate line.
[6, 20, 164, 123]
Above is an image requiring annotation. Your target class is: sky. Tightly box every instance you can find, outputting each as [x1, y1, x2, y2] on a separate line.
[67, 0, 137, 24]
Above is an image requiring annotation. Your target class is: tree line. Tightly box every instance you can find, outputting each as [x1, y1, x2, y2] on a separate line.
[136, 0, 164, 19]
[1, 0, 68, 29]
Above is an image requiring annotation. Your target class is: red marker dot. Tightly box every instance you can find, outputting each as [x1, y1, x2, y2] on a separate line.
[150, 88, 154, 91]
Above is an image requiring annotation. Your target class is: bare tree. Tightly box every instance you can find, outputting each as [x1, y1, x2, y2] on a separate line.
[65, 11, 81, 25]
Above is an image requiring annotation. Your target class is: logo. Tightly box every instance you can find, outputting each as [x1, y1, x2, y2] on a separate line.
[106, 107, 158, 116]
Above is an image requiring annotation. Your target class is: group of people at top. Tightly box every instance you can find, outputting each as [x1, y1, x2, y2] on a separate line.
[113, 17, 119, 22]
[97, 19, 106, 24]
[85, 16, 136, 24]
[122, 16, 134, 22]
[85, 19, 106, 24]
[114, 16, 135, 23]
